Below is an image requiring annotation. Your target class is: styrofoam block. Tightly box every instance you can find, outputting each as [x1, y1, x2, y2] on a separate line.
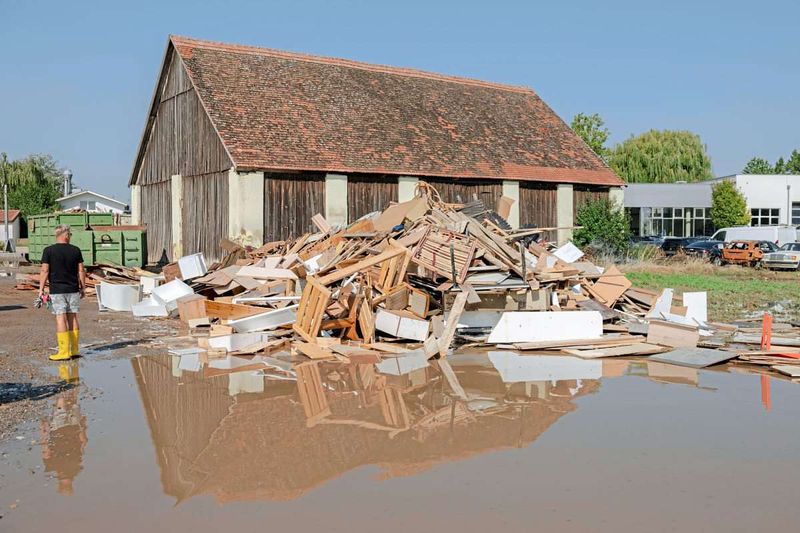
[487, 311, 602, 344]
[132, 296, 170, 317]
[152, 279, 194, 304]
[228, 305, 298, 333]
[208, 332, 271, 352]
[98, 282, 141, 312]
[178, 253, 208, 280]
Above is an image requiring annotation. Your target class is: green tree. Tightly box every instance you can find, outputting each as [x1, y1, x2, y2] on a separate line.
[786, 150, 800, 173]
[710, 180, 750, 228]
[570, 112, 610, 160]
[608, 130, 713, 183]
[773, 157, 786, 174]
[742, 157, 774, 174]
[0, 152, 63, 217]
[572, 198, 630, 255]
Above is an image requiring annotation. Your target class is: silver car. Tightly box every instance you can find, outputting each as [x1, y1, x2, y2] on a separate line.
[763, 242, 800, 270]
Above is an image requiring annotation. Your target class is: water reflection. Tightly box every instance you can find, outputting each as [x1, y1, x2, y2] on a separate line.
[131, 349, 621, 504]
[39, 362, 86, 496]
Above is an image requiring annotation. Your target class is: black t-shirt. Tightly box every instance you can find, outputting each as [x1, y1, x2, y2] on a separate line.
[41, 243, 84, 294]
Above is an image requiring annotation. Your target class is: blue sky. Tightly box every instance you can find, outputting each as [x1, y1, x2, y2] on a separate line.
[1, 0, 798, 201]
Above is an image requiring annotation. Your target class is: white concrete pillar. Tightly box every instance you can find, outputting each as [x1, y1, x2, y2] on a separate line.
[324, 173, 348, 226]
[170, 174, 183, 259]
[502, 180, 520, 229]
[130, 184, 142, 225]
[609, 186, 624, 208]
[398, 176, 419, 202]
[556, 183, 574, 244]
[228, 169, 265, 246]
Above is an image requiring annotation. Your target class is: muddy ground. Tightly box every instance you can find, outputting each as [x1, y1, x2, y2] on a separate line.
[0, 277, 178, 441]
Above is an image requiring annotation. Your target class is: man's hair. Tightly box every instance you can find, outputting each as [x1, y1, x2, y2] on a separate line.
[54, 224, 72, 238]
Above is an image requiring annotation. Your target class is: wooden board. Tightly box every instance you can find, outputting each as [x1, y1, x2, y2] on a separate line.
[565, 343, 666, 359]
[646, 320, 699, 348]
[295, 342, 336, 360]
[649, 347, 738, 369]
[438, 291, 469, 356]
[204, 300, 267, 320]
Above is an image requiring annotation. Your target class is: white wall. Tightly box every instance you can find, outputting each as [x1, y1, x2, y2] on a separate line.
[732, 174, 800, 225]
[59, 193, 126, 214]
[0, 219, 21, 240]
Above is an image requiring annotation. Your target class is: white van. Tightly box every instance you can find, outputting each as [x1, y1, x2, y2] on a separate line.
[710, 226, 797, 246]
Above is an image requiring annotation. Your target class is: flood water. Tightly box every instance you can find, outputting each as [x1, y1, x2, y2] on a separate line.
[2, 349, 799, 532]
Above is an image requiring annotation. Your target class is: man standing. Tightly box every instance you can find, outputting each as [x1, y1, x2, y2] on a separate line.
[38, 224, 86, 361]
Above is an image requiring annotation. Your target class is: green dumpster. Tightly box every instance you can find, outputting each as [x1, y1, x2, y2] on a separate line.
[27, 213, 146, 267]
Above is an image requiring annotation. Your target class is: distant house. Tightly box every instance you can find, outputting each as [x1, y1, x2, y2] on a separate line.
[57, 190, 129, 215]
[0, 209, 22, 242]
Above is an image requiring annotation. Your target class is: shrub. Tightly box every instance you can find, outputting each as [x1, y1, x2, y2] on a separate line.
[573, 198, 631, 256]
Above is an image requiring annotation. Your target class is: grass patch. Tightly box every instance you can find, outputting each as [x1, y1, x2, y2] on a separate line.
[620, 261, 800, 322]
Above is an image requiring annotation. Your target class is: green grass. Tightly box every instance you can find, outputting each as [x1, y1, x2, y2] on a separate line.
[622, 264, 800, 322]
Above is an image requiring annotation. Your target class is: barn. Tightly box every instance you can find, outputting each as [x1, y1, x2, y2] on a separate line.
[129, 35, 623, 264]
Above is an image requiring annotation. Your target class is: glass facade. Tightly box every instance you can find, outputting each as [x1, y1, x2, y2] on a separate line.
[635, 206, 714, 237]
[750, 208, 780, 226]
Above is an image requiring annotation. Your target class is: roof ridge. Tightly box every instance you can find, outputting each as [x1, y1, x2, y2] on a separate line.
[170, 35, 535, 95]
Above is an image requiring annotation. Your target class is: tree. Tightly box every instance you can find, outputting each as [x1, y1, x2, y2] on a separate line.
[742, 157, 774, 174]
[608, 129, 713, 183]
[570, 112, 609, 160]
[572, 198, 630, 255]
[8, 177, 60, 216]
[0, 152, 63, 217]
[786, 150, 800, 174]
[710, 180, 750, 228]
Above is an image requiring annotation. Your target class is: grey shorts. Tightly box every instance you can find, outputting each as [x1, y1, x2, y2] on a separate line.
[51, 292, 81, 315]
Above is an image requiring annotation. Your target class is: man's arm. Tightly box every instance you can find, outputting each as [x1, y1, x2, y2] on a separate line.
[78, 263, 86, 298]
[38, 263, 50, 295]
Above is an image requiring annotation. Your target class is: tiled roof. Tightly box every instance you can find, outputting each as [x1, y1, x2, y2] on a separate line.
[171, 36, 622, 186]
[0, 209, 21, 223]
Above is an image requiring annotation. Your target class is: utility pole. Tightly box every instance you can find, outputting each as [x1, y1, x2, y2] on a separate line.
[1, 157, 11, 252]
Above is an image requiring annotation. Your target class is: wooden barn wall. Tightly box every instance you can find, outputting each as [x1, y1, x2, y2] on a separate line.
[519, 182, 558, 233]
[141, 181, 172, 264]
[136, 50, 232, 186]
[347, 175, 398, 223]
[263, 173, 326, 242]
[182, 172, 229, 262]
[423, 178, 503, 209]
[573, 185, 610, 218]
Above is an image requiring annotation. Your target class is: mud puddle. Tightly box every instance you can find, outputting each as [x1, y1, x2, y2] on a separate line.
[1, 350, 799, 532]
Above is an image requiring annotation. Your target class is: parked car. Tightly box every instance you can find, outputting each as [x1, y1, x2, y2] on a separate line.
[762, 242, 800, 270]
[661, 236, 706, 256]
[715, 240, 778, 267]
[683, 240, 722, 260]
[710, 226, 797, 247]
[631, 235, 665, 247]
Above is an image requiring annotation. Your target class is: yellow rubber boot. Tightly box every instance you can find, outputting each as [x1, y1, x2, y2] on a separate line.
[49, 331, 72, 361]
[68, 329, 80, 357]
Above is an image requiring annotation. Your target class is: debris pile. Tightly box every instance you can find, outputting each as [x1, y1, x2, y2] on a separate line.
[19, 182, 800, 380]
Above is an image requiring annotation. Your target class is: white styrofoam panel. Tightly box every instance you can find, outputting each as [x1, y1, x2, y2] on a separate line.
[486, 311, 602, 344]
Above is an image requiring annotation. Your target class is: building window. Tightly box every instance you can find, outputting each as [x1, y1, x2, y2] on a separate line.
[79, 200, 96, 211]
[750, 208, 779, 226]
[646, 206, 714, 237]
[792, 202, 800, 225]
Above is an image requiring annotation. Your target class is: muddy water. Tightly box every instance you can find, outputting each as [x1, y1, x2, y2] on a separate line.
[1, 350, 799, 532]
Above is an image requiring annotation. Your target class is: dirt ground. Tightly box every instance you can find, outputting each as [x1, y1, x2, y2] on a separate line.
[0, 275, 179, 441]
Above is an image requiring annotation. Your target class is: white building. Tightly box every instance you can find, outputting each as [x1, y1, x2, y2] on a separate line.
[0, 209, 22, 242]
[624, 174, 800, 237]
[57, 190, 129, 214]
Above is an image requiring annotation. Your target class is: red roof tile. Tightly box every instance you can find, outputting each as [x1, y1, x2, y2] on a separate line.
[170, 36, 622, 186]
[0, 209, 21, 223]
